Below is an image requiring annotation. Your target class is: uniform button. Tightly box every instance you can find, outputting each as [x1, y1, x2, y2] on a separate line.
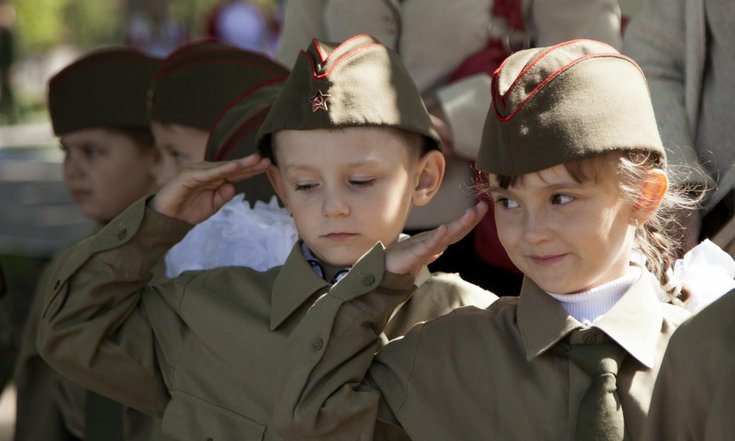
[117, 227, 128, 240]
[360, 273, 375, 286]
[583, 334, 597, 345]
[53, 279, 60, 290]
[206, 437, 213, 441]
[311, 337, 324, 351]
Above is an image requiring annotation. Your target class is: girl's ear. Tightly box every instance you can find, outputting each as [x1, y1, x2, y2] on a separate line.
[632, 169, 668, 224]
[266, 165, 290, 210]
[412, 150, 445, 207]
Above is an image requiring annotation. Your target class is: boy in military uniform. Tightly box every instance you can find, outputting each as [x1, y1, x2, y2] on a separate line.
[147, 40, 292, 277]
[37, 35, 495, 441]
[14, 48, 163, 441]
[149, 39, 288, 205]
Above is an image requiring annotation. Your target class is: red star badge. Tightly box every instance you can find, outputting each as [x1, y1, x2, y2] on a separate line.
[309, 90, 330, 112]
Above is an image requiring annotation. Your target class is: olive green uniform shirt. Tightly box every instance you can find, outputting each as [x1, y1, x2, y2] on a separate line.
[16, 242, 175, 441]
[38, 197, 495, 441]
[642, 289, 735, 441]
[273, 260, 691, 441]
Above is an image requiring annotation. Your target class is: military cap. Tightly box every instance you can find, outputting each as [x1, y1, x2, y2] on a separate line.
[206, 80, 286, 205]
[256, 34, 440, 159]
[477, 39, 666, 176]
[48, 47, 159, 135]
[150, 39, 289, 130]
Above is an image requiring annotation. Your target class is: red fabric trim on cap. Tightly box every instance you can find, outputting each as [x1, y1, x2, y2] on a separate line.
[307, 34, 379, 79]
[205, 77, 286, 154]
[493, 39, 622, 122]
[307, 44, 383, 80]
[208, 76, 286, 132]
[497, 40, 578, 108]
[312, 38, 327, 64]
[493, 52, 637, 123]
[213, 106, 271, 161]
[160, 38, 220, 64]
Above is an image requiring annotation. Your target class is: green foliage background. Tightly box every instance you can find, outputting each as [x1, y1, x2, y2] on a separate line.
[11, 0, 283, 54]
[15, 0, 121, 52]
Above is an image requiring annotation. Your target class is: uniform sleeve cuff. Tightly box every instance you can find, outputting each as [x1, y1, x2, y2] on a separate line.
[92, 196, 193, 275]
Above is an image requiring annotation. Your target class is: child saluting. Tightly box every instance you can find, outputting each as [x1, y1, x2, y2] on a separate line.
[37, 35, 494, 440]
[271, 39, 698, 441]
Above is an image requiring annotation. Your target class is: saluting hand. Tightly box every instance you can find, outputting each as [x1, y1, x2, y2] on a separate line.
[151, 154, 271, 225]
[385, 201, 488, 278]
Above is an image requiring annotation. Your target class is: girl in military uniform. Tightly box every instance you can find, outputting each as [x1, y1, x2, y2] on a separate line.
[270, 40, 711, 441]
[36, 35, 495, 441]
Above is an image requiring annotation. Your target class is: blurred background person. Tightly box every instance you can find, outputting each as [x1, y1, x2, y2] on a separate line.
[204, 0, 280, 56]
[124, 0, 188, 57]
[624, 0, 732, 254]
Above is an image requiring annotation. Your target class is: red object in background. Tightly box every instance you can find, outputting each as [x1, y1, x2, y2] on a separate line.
[448, 0, 525, 275]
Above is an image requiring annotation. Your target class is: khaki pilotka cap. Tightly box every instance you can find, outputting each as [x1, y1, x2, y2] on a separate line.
[48, 47, 160, 135]
[476, 39, 666, 176]
[256, 34, 441, 159]
[150, 40, 289, 130]
[205, 80, 286, 205]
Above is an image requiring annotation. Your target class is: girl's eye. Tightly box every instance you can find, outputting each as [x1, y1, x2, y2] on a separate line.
[551, 194, 575, 205]
[350, 179, 375, 187]
[496, 197, 519, 209]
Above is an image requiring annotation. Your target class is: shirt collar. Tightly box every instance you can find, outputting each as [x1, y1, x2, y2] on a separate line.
[270, 241, 330, 331]
[518, 270, 664, 369]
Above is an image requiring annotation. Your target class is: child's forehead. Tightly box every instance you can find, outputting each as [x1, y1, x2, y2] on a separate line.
[490, 159, 617, 189]
[274, 126, 412, 143]
[273, 127, 416, 165]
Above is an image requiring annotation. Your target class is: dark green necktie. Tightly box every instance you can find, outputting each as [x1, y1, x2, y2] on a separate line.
[567, 341, 627, 441]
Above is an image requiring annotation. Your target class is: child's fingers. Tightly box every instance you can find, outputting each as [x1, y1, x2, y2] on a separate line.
[442, 201, 488, 244]
[184, 156, 271, 187]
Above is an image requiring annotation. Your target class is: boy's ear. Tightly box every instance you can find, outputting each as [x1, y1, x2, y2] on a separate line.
[412, 150, 445, 207]
[632, 169, 668, 224]
[266, 165, 289, 210]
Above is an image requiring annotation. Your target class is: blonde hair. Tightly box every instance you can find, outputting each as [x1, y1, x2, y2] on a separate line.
[479, 151, 704, 300]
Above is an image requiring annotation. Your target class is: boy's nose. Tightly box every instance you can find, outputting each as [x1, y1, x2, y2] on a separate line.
[63, 155, 84, 181]
[322, 188, 350, 218]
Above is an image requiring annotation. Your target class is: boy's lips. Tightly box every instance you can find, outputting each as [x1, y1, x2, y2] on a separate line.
[323, 232, 357, 241]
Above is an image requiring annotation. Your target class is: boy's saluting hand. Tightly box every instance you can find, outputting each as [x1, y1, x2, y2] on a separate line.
[151, 153, 271, 225]
[385, 201, 488, 278]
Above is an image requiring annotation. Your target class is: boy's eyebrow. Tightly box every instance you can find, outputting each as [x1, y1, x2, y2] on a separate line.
[281, 157, 384, 172]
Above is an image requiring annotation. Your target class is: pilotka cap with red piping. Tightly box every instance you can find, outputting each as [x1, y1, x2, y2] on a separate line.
[150, 39, 289, 131]
[255, 34, 441, 160]
[204, 80, 285, 205]
[476, 39, 666, 176]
